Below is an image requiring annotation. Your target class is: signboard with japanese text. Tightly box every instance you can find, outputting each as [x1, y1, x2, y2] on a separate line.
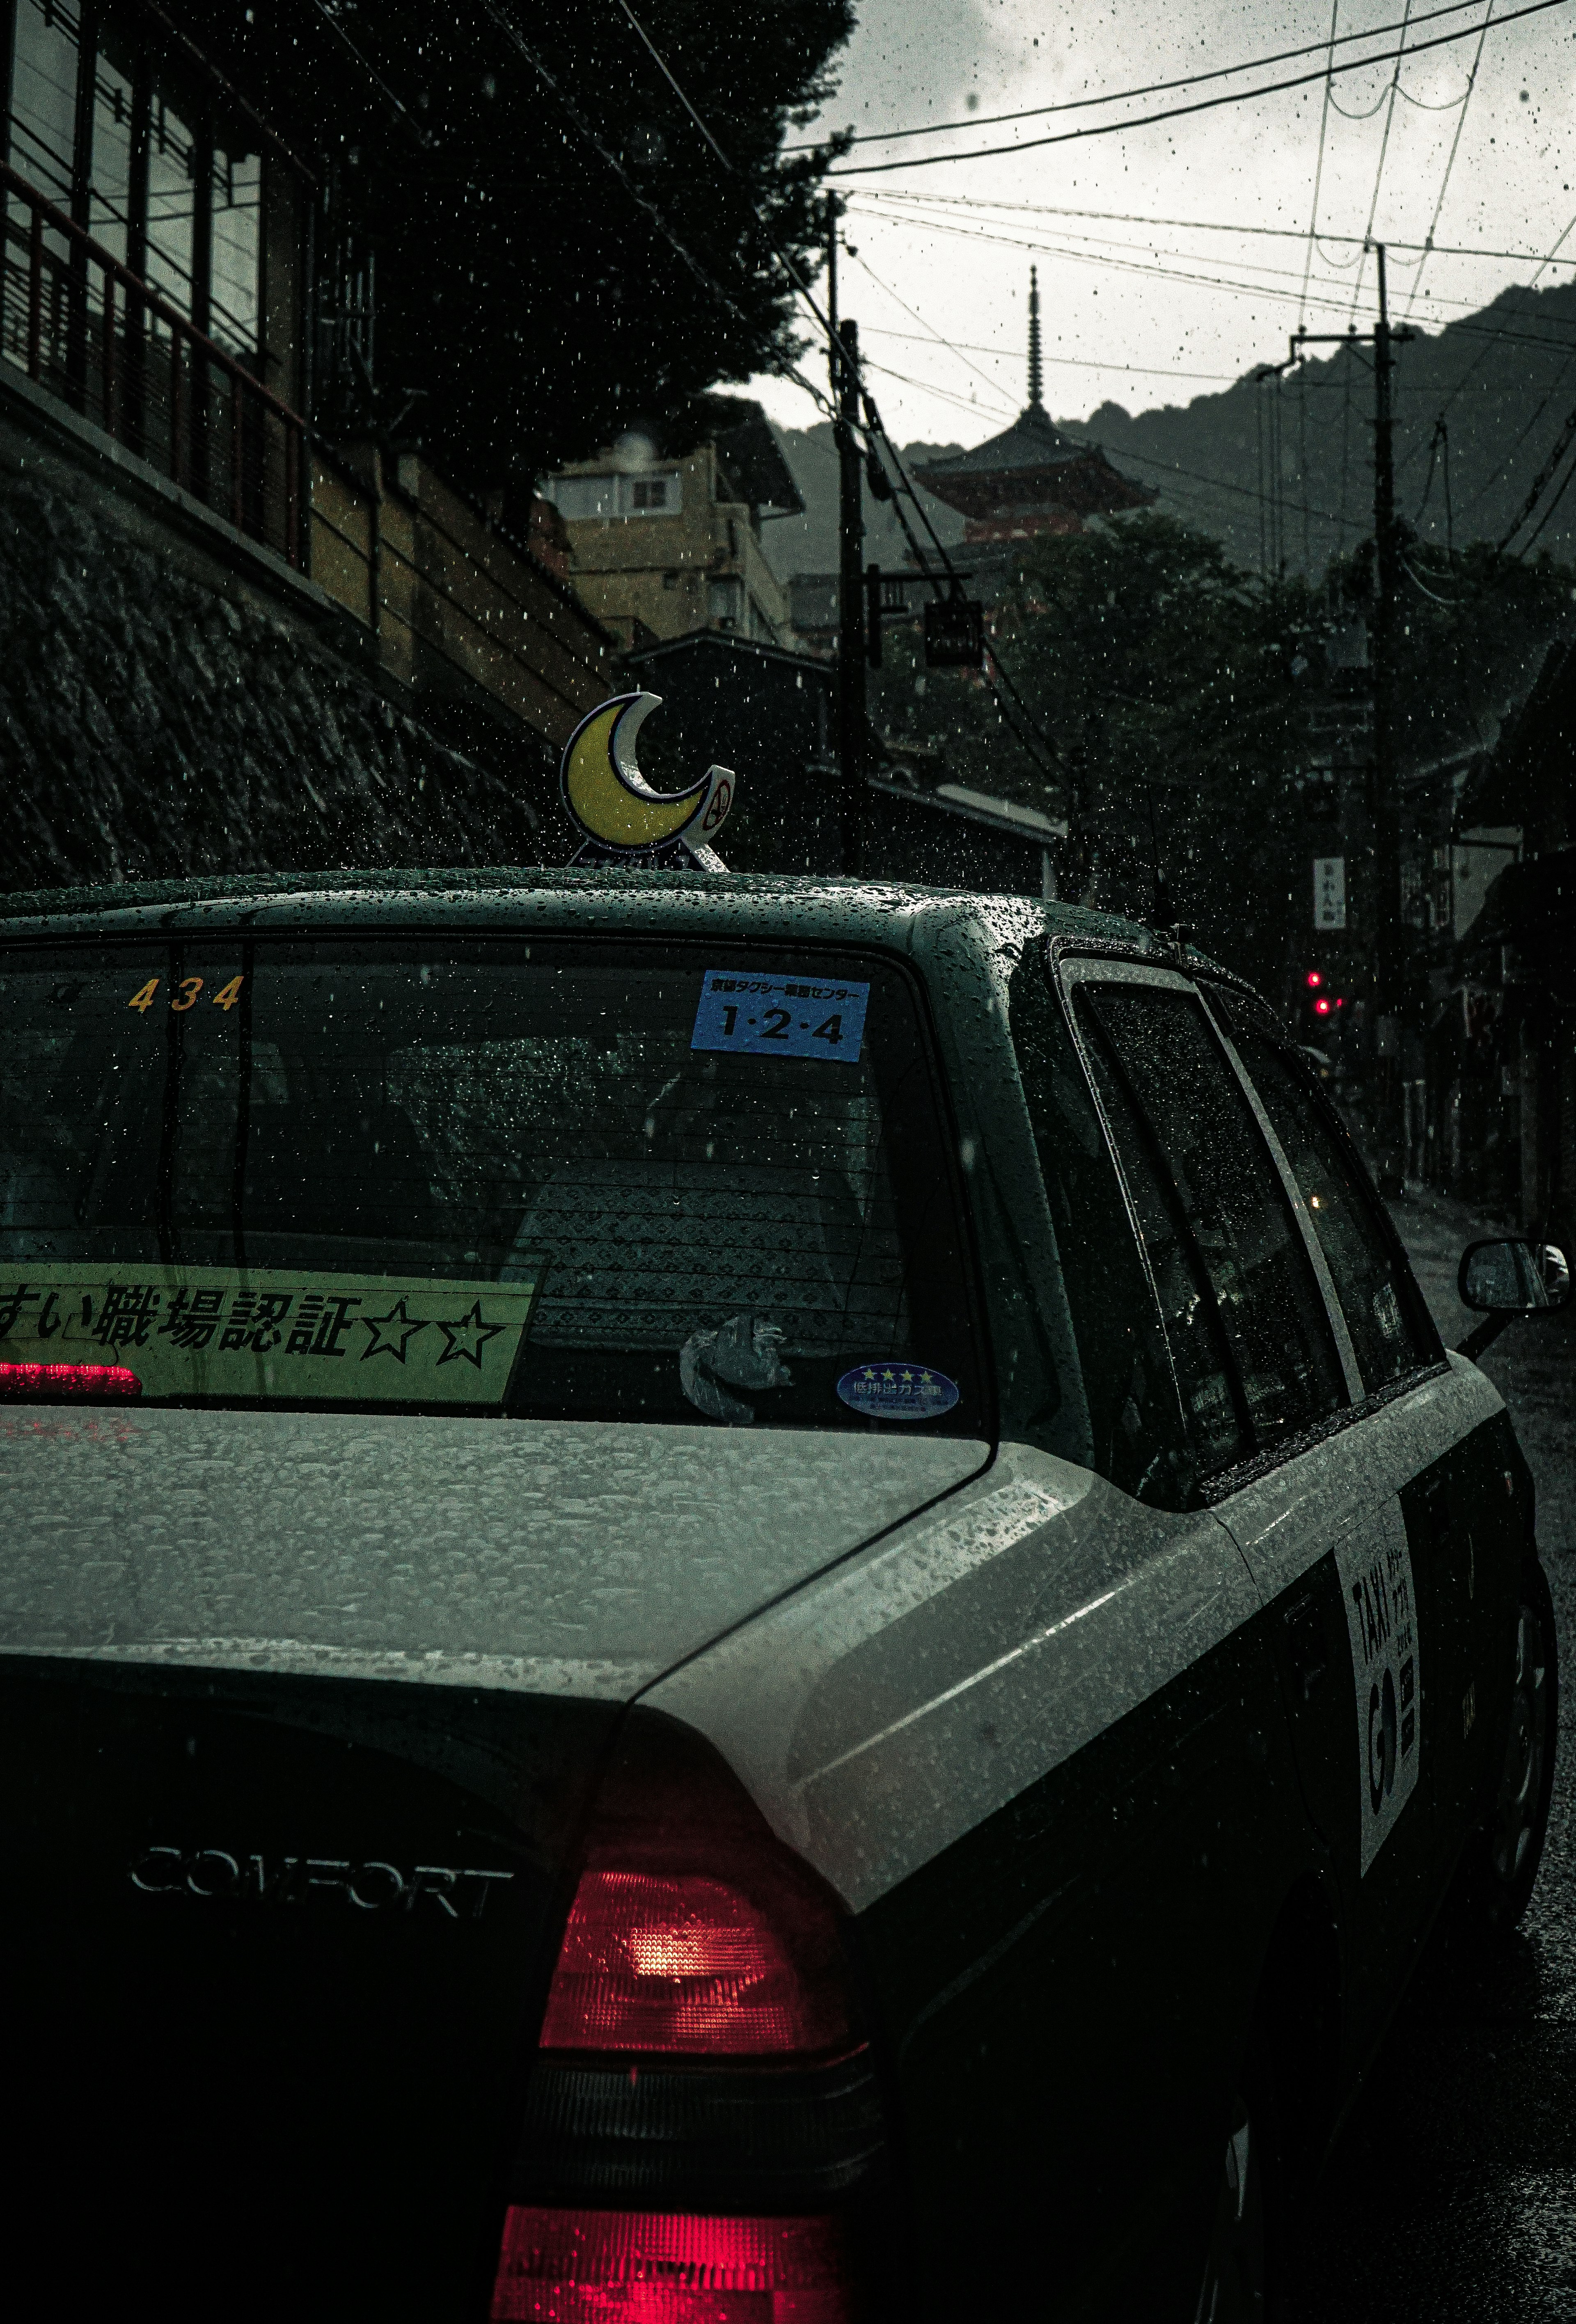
[1314, 856, 1347, 931]
[0, 1264, 544, 1406]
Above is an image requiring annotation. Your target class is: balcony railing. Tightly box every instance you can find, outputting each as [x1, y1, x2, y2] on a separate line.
[0, 160, 307, 569]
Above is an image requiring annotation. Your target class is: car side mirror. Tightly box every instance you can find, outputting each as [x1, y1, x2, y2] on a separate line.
[1459, 1238, 1571, 1315]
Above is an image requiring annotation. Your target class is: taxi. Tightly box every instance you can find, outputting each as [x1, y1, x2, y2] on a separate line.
[0, 717, 1561, 2322]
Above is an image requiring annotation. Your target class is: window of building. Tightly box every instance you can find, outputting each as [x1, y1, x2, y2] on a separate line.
[9, 0, 78, 209]
[2, 1, 266, 360]
[547, 474, 618, 521]
[542, 470, 682, 521]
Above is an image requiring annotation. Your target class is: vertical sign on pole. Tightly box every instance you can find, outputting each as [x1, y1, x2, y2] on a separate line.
[1314, 856, 1347, 931]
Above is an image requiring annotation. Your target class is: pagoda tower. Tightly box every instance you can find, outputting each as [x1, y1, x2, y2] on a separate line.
[914, 268, 1154, 557]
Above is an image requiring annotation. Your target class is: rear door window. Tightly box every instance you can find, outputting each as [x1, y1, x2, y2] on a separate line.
[1207, 1003, 1441, 1393]
[1075, 981, 1347, 1465]
[1007, 952, 1196, 1506]
[0, 937, 985, 1433]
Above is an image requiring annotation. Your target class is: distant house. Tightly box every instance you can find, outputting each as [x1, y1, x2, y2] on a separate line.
[540, 397, 801, 650]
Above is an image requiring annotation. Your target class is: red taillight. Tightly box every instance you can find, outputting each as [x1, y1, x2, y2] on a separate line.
[537, 1722, 859, 2062]
[500, 1725, 876, 2324]
[0, 1362, 141, 1399]
[490, 2207, 856, 2323]
[540, 1868, 848, 2056]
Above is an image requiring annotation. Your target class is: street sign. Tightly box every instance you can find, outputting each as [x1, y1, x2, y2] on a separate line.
[924, 596, 985, 669]
[1314, 856, 1347, 931]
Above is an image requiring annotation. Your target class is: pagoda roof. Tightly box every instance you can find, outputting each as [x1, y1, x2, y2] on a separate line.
[915, 404, 1088, 481]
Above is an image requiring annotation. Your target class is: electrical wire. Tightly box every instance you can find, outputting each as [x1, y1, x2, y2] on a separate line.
[1516, 444, 1576, 551]
[825, 0, 1569, 176]
[857, 190, 1576, 274]
[793, 0, 1496, 149]
[848, 246, 1014, 413]
[862, 327, 1240, 384]
[1457, 340, 1576, 514]
[471, 0, 756, 326]
[1405, 0, 1494, 318]
[308, 0, 429, 142]
[603, 0, 1064, 792]
[844, 198, 1567, 337]
[1496, 388, 1576, 541]
[1347, 0, 1415, 328]
[1300, 2, 1341, 330]
[1398, 199, 1576, 474]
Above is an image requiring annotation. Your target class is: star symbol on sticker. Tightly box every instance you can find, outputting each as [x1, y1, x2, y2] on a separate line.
[359, 1299, 427, 1363]
[434, 1301, 505, 1369]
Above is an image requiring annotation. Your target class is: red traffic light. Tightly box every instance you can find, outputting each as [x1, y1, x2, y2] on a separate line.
[1305, 971, 1323, 989]
[1314, 997, 1333, 1016]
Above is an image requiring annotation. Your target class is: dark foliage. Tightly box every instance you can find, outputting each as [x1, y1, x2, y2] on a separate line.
[871, 513, 1574, 999]
[195, 0, 851, 494]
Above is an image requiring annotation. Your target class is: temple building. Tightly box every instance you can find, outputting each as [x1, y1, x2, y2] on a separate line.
[913, 270, 1154, 594]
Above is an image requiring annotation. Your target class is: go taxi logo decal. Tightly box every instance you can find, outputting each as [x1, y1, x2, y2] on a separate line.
[1336, 1505, 1422, 1875]
[561, 691, 735, 870]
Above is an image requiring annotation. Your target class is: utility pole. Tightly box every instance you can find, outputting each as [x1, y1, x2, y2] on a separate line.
[1291, 244, 1415, 1183]
[829, 202, 866, 874]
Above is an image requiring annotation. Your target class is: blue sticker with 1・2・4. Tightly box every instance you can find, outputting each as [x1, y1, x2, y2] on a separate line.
[691, 969, 870, 1062]
[837, 1362, 961, 1422]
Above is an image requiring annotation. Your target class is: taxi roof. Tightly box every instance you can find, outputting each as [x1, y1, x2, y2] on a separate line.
[0, 865, 1178, 969]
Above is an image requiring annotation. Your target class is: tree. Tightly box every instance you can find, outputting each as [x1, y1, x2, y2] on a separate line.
[871, 514, 1576, 998]
[213, 0, 852, 493]
[872, 514, 1317, 994]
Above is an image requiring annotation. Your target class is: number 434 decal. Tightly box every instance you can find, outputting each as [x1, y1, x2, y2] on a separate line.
[128, 976, 245, 1014]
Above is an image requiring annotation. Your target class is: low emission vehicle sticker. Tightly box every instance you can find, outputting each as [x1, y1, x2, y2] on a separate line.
[0, 1262, 544, 1407]
[691, 968, 870, 1062]
[1336, 1503, 1422, 1875]
[836, 1362, 960, 1422]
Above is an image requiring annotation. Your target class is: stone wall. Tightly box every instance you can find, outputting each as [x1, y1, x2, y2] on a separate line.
[0, 464, 554, 893]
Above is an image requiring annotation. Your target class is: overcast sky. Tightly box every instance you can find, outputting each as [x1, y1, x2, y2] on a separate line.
[745, 0, 1576, 445]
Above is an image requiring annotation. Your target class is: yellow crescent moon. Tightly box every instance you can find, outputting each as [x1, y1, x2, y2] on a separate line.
[560, 692, 730, 851]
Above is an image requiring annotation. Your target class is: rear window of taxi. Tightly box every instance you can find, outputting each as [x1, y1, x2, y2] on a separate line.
[0, 936, 985, 1434]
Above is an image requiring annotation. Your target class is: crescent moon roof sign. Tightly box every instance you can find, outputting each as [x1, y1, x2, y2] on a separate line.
[559, 691, 736, 870]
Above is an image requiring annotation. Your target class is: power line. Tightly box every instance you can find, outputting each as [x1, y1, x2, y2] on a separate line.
[1300, 2, 1341, 331]
[862, 327, 1239, 383]
[1516, 440, 1576, 551]
[845, 199, 1576, 340]
[862, 354, 1018, 422]
[600, 0, 1064, 793]
[826, 0, 1569, 176]
[1353, 0, 1416, 317]
[848, 245, 1012, 413]
[1405, 0, 1494, 321]
[1401, 199, 1576, 475]
[857, 189, 1576, 275]
[471, 0, 754, 325]
[795, 0, 1496, 150]
[612, 0, 737, 177]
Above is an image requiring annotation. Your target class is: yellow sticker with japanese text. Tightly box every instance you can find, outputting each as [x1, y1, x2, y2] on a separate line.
[0, 1264, 544, 1406]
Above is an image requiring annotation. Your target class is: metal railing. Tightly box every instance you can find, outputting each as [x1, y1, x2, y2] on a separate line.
[0, 159, 307, 568]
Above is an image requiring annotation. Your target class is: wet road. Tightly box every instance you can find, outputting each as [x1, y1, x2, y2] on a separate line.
[1286, 1187, 1576, 2322]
